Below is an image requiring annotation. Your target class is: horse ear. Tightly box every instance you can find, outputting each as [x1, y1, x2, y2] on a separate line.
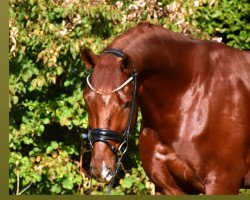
[121, 54, 132, 70]
[80, 48, 100, 69]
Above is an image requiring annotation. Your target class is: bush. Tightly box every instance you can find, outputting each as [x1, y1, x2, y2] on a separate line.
[9, 0, 249, 195]
[191, 0, 250, 49]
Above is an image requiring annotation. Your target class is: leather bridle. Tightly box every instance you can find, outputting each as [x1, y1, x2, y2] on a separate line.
[86, 48, 138, 194]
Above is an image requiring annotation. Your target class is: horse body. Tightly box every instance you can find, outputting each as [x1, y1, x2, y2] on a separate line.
[137, 41, 250, 194]
[81, 23, 250, 194]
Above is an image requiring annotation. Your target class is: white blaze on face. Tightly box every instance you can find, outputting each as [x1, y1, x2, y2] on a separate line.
[102, 95, 112, 106]
[101, 161, 113, 182]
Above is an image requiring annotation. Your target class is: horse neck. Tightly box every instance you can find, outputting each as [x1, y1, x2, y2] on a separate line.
[126, 39, 201, 95]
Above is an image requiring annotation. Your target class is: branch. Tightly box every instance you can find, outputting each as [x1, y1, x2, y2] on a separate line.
[16, 171, 19, 195]
[16, 170, 32, 195]
[18, 182, 32, 195]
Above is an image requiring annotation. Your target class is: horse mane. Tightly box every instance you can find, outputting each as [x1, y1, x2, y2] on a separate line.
[107, 22, 196, 51]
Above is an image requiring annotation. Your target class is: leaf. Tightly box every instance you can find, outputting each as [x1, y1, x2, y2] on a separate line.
[110, 188, 125, 195]
[43, 118, 50, 124]
[12, 96, 19, 105]
[122, 178, 133, 189]
[60, 116, 71, 126]
[62, 177, 73, 190]
[38, 125, 45, 133]
[72, 119, 80, 126]
[30, 171, 42, 182]
[138, 182, 145, 190]
[64, 80, 71, 87]
[51, 184, 62, 194]
[56, 66, 63, 75]
[46, 146, 53, 154]
[28, 0, 34, 6]
[50, 141, 59, 150]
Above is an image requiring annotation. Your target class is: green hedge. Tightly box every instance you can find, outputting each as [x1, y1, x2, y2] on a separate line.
[9, 0, 249, 195]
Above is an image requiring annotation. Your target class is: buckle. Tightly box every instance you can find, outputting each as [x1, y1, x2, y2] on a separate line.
[117, 141, 128, 157]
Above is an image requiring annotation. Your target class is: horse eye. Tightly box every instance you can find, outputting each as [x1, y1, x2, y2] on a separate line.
[123, 102, 131, 110]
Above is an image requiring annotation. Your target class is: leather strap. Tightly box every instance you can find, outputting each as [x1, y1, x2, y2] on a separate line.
[103, 48, 125, 58]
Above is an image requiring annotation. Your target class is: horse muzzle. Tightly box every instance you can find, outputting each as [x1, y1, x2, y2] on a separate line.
[91, 162, 115, 183]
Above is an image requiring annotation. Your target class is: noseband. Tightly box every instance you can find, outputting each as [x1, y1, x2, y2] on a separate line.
[86, 48, 137, 194]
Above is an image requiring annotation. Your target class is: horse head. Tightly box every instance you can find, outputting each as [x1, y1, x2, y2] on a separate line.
[81, 48, 137, 183]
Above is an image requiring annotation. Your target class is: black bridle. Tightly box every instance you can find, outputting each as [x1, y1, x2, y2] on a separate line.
[86, 48, 138, 194]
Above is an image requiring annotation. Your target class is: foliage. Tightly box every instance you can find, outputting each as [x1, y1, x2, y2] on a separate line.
[240, 189, 250, 195]
[190, 0, 250, 49]
[9, 0, 249, 195]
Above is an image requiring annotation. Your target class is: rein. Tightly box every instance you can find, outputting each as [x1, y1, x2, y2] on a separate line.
[86, 48, 138, 195]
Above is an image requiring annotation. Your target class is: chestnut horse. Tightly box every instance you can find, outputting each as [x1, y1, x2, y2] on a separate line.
[81, 23, 250, 194]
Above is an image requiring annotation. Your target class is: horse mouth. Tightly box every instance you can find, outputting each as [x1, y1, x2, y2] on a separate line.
[94, 171, 113, 183]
